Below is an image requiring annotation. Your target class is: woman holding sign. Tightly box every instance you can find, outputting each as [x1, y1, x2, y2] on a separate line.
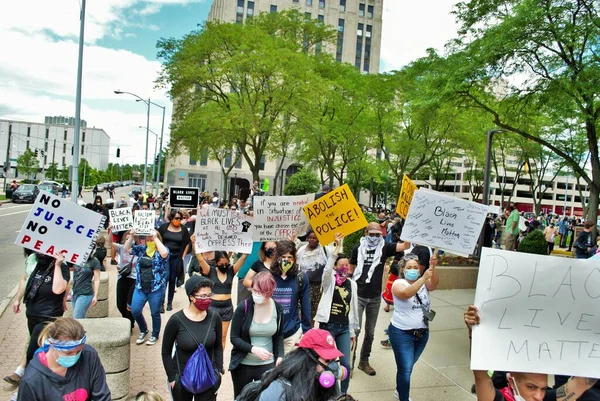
[125, 229, 169, 346]
[387, 253, 438, 401]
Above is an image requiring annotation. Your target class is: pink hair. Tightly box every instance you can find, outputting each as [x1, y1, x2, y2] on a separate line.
[253, 271, 276, 298]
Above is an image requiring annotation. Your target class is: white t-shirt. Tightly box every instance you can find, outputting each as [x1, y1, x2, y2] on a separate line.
[390, 279, 430, 330]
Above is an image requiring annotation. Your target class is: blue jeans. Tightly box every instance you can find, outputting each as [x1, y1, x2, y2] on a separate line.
[131, 288, 163, 338]
[320, 322, 351, 394]
[388, 324, 429, 401]
[72, 294, 94, 319]
[356, 296, 381, 362]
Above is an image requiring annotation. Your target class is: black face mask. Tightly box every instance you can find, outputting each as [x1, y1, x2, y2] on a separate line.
[264, 248, 275, 258]
[217, 264, 230, 273]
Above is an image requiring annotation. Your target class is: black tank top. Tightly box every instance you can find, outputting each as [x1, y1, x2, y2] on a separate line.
[207, 266, 235, 295]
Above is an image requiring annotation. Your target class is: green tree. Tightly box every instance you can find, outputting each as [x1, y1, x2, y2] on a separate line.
[45, 162, 59, 181]
[283, 168, 320, 195]
[17, 149, 39, 179]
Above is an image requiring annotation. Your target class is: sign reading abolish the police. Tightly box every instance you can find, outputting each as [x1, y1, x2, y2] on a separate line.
[471, 248, 600, 378]
[253, 194, 315, 241]
[134, 210, 155, 236]
[15, 192, 105, 265]
[303, 184, 367, 245]
[109, 208, 133, 233]
[195, 208, 253, 253]
[396, 175, 418, 219]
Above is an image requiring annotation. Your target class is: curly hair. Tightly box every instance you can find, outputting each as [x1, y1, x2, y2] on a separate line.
[270, 240, 298, 277]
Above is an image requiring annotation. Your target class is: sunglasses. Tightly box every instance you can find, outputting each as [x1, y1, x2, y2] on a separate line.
[368, 233, 382, 237]
[173, 217, 182, 220]
[192, 293, 213, 300]
[403, 254, 419, 261]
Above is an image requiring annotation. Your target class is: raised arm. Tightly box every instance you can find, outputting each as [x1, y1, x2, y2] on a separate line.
[190, 235, 211, 275]
[396, 241, 411, 252]
[321, 233, 343, 288]
[464, 305, 496, 401]
[153, 230, 169, 259]
[556, 378, 598, 401]
[425, 249, 439, 291]
[233, 254, 248, 274]
[124, 229, 135, 254]
[51, 253, 68, 295]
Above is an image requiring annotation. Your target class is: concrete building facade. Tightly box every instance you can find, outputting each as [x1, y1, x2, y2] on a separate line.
[0, 117, 110, 179]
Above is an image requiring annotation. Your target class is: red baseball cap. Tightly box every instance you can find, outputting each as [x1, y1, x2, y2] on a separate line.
[296, 329, 344, 360]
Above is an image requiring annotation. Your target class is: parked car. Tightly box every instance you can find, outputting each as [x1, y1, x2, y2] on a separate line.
[128, 186, 143, 197]
[12, 184, 40, 203]
[38, 182, 61, 195]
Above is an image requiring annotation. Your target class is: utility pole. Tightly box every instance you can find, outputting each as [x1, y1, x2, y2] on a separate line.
[51, 138, 56, 180]
[3, 123, 12, 192]
[71, 0, 86, 203]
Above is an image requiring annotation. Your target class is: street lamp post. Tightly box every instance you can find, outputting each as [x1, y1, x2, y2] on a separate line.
[137, 99, 166, 196]
[71, 0, 86, 203]
[139, 126, 159, 193]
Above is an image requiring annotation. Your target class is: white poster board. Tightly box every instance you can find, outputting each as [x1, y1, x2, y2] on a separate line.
[134, 210, 155, 236]
[471, 248, 600, 377]
[15, 192, 105, 265]
[253, 194, 315, 241]
[400, 189, 489, 255]
[519, 216, 528, 232]
[109, 208, 133, 233]
[195, 208, 254, 253]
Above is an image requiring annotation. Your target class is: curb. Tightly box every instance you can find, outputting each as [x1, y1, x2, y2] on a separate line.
[0, 284, 19, 319]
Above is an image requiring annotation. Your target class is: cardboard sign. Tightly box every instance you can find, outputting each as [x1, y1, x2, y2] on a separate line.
[194, 208, 253, 253]
[15, 192, 105, 265]
[169, 186, 199, 209]
[400, 189, 488, 255]
[253, 194, 315, 241]
[134, 210, 155, 236]
[471, 248, 600, 377]
[519, 216, 528, 232]
[109, 208, 133, 233]
[303, 184, 367, 245]
[396, 175, 418, 219]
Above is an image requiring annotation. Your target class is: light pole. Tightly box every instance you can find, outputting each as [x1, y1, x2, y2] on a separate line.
[71, 0, 86, 203]
[114, 90, 151, 194]
[137, 99, 166, 196]
[3, 123, 12, 192]
[139, 126, 159, 193]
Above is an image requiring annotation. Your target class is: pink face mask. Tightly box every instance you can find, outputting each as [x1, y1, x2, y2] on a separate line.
[335, 265, 349, 286]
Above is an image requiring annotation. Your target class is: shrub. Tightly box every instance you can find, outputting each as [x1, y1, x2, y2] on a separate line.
[283, 168, 320, 196]
[343, 212, 378, 255]
[517, 229, 547, 255]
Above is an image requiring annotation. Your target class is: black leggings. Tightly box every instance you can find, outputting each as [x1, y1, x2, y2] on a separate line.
[231, 362, 274, 398]
[171, 374, 221, 401]
[166, 254, 180, 304]
[116, 277, 136, 329]
[26, 315, 52, 365]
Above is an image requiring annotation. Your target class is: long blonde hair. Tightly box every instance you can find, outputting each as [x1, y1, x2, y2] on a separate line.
[132, 391, 164, 401]
[38, 317, 85, 347]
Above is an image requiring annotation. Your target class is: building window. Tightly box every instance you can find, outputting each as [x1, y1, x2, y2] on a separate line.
[27, 126, 31, 137]
[64, 130, 67, 141]
[199, 151, 208, 166]
[359, 3, 365, 17]
[235, 149, 242, 169]
[189, 155, 197, 165]
[44, 142, 48, 152]
[63, 143, 67, 154]
[318, 14, 324, 24]
[305, 11, 312, 19]
[339, 0, 346, 12]
[188, 174, 206, 191]
[306, 0, 312, 5]
[236, 0, 244, 24]
[82, 131, 86, 142]
[45, 128, 49, 139]
[319, 0, 325, 8]
[224, 151, 232, 168]
[259, 155, 266, 171]
[293, 0, 299, 2]
[367, 4, 373, 18]
[355, 23, 363, 69]
[62, 156, 66, 166]
[81, 145, 84, 156]
[270, 4, 278, 12]
[364, 24, 372, 72]
[337, 18, 345, 62]
[44, 156, 47, 165]
[247, 1, 254, 18]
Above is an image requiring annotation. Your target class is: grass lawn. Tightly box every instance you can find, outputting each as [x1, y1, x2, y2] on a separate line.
[0, 195, 7, 201]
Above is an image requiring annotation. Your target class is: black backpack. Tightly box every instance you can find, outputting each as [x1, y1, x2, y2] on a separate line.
[236, 377, 292, 401]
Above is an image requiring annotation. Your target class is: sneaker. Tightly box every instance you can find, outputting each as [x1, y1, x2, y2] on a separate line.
[384, 328, 389, 335]
[357, 361, 376, 376]
[136, 331, 148, 345]
[146, 336, 159, 346]
[3, 373, 20, 386]
[393, 391, 412, 401]
[167, 303, 173, 311]
[380, 339, 391, 349]
[160, 304, 165, 314]
[110, 259, 118, 265]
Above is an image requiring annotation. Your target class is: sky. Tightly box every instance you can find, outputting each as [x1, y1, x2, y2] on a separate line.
[0, 0, 460, 166]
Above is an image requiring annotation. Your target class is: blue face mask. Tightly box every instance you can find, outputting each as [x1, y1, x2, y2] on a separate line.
[56, 351, 82, 368]
[404, 269, 420, 281]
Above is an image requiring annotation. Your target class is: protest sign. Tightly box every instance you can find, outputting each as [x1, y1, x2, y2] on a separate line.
[519, 216, 528, 232]
[303, 184, 367, 245]
[109, 208, 133, 232]
[134, 210, 155, 236]
[400, 189, 488, 255]
[15, 192, 105, 265]
[471, 248, 600, 377]
[253, 194, 315, 241]
[169, 186, 199, 209]
[194, 208, 253, 253]
[396, 175, 418, 219]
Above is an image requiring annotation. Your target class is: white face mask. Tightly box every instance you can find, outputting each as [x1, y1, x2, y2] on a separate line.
[252, 293, 266, 305]
[511, 377, 526, 401]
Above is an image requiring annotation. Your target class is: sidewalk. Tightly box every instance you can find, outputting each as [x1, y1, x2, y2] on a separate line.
[0, 263, 477, 401]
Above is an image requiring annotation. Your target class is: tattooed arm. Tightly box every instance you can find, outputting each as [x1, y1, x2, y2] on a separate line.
[555, 377, 597, 401]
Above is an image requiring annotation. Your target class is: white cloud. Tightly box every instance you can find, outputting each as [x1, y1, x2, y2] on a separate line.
[380, 1, 460, 71]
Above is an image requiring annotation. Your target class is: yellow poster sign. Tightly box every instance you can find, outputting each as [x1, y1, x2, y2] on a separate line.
[303, 184, 368, 245]
[396, 175, 418, 219]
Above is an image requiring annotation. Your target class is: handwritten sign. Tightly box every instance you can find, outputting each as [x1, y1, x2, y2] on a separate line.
[303, 184, 367, 245]
[169, 186, 199, 209]
[400, 189, 488, 255]
[109, 208, 133, 233]
[194, 208, 253, 253]
[253, 194, 315, 241]
[15, 192, 105, 265]
[396, 175, 418, 219]
[471, 248, 600, 377]
[134, 210, 155, 236]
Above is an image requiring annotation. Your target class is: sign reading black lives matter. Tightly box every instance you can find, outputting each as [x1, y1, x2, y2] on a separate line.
[15, 192, 105, 265]
[471, 248, 600, 377]
[194, 208, 254, 253]
[169, 186, 199, 209]
[109, 208, 133, 232]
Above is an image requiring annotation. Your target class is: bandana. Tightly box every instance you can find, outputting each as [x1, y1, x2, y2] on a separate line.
[352, 237, 384, 284]
[146, 241, 156, 257]
[39, 334, 87, 353]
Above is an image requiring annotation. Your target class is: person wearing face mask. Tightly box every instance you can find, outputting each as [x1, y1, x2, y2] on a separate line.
[315, 233, 358, 396]
[230, 271, 284, 399]
[240, 328, 346, 401]
[190, 236, 248, 350]
[388, 253, 438, 400]
[158, 210, 191, 312]
[349, 222, 411, 376]
[161, 275, 223, 401]
[464, 306, 598, 401]
[242, 241, 278, 289]
[125, 229, 170, 346]
[17, 317, 111, 401]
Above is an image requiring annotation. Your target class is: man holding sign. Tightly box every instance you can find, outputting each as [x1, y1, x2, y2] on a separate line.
[349, 222, 411, 377]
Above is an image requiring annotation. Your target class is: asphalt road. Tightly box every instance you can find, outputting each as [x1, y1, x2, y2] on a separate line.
[0, 185, 136, 304]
